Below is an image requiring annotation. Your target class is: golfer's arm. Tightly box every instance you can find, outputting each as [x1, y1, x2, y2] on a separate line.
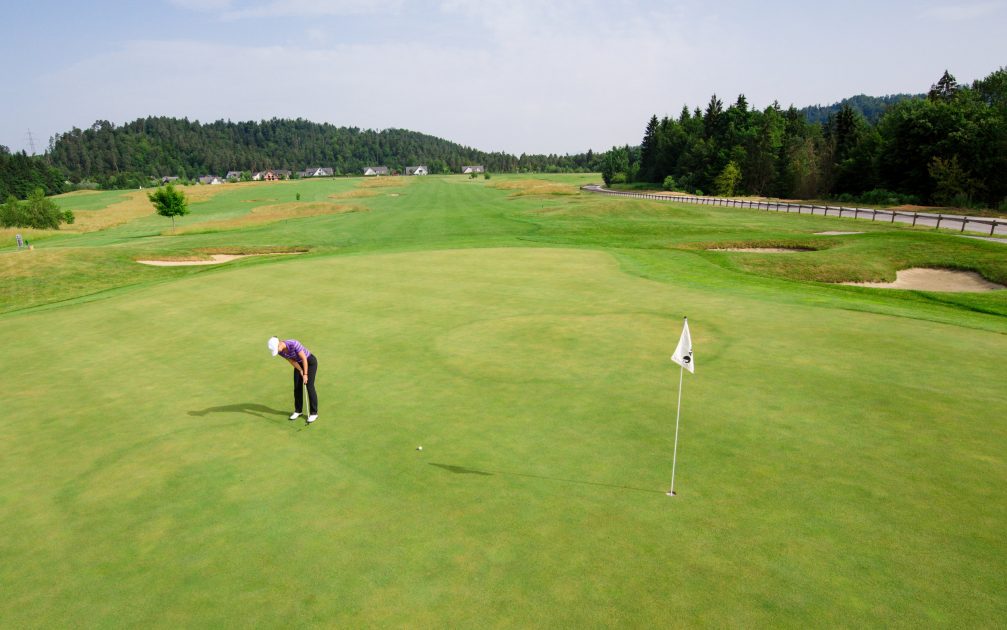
[298, 351, 308, 376]
[286, 357, 301, 372]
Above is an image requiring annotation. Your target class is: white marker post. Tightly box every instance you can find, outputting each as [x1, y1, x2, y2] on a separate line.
[668, 317, 694, 497]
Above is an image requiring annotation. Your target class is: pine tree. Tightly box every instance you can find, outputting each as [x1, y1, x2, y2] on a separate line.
[639, 115, 660, 182]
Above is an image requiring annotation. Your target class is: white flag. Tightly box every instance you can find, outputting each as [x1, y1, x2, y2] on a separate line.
[671, 318, 694, 373]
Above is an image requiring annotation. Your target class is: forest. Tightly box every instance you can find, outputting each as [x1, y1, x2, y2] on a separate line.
[602, 68, 1007, 209]
[42, 118, 596, 190]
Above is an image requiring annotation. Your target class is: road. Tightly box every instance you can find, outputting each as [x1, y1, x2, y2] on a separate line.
[581, 185, 1007, 237]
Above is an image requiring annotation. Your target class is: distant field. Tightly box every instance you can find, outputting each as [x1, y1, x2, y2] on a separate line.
[1, 174, 1005, 626]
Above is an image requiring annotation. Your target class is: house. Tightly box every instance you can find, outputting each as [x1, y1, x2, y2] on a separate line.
[405, 166, 428, 176]
[302, 167, 334, 178]
[363, 166, 390, 176]
[461, 165, 485, 174]
[198, 175, 224, 185]
[225, 170, 243, 181]
[255, 169, 291, 181]
[161, 176, 179, 184]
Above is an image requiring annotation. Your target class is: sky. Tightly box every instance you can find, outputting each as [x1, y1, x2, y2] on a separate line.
[1, 0, 1004, 156]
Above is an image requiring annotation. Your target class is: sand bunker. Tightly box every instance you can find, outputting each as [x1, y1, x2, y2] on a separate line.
[709, 247, 808, 253]
[816, 231, 863, 235]
[137, 253, 302, 266]
[842, 268, 1005, 292]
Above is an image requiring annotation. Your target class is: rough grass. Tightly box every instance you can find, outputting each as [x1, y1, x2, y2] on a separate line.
[168, 201, 361, 235]
[359, 176, 412, 189]
[328, 189, 379, 199]
[490, 178, 579, 197]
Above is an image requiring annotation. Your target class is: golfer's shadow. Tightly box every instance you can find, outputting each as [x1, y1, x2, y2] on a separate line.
[189, 403, 289, 421]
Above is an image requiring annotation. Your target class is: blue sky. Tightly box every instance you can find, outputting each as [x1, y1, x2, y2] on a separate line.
[2, 0, 1004, 156]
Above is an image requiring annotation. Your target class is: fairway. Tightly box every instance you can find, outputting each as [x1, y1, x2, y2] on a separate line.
[2, 175, 1005, 626]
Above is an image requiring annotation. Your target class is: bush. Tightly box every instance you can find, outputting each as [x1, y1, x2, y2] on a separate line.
[858, 188, 918, 206]
[662, 175, 677, 191]
[611, 173, 628, 185]
[694, 189, 704, 196]
[998, 197, 1007, 213]
[296, 192, 301, 201]
[0, 189, 73, 229]
[484, 173, 491, 180]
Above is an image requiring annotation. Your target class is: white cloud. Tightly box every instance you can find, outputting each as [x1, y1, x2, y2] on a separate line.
[919, 2, 1003, 20]
[32, 3, 711, 154]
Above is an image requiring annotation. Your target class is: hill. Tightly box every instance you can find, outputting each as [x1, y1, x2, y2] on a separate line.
[800, 93, 923, 124]
[47, 117, 597, 188]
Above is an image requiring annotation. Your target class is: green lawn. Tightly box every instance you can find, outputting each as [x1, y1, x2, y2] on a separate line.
[1, 175, 1005, 627]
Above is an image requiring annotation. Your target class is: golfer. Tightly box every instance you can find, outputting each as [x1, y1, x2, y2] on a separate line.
[268, 336, 318, 423]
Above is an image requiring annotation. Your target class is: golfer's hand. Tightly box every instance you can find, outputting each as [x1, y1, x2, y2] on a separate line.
[302, 374, 308, 384]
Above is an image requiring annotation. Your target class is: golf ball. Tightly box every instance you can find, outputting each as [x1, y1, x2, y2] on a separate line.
[417, 446, 423, 451]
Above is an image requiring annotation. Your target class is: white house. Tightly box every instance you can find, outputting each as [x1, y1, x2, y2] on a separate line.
[198, 175, 224, 185]
[363, 166, 390, 176]
[461, 165, 485, 174]
[225, 170, 243, 180]
[302, 167, 334, 177]
[405, 166, 428, 176]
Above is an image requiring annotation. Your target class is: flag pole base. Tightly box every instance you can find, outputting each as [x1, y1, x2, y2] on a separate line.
[666, 491, 676, 497]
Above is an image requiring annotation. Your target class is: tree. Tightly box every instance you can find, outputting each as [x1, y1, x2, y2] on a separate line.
[714, 161, 742, 196]
[928, 70, 959, 102]
[639, 115, 660, 182]
[148, 184, 189, 231]
[600, 146, 630, 187]
[0, 188, 72, 229]
[928, 155, 980, 206]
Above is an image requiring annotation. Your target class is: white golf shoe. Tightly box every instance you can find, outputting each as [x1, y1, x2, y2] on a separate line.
[289, 412, 302, 421]
[307, 414, 318, 424]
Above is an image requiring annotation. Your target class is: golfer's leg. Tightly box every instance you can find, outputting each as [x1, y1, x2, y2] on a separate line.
[293, 368, 303, 413]
[306, 356, 318, 415]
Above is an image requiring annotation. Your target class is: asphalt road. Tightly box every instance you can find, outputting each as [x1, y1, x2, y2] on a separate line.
[581, 185, 1007, 237]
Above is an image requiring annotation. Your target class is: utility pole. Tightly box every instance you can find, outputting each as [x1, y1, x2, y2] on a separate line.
[26, 129, 37, 155]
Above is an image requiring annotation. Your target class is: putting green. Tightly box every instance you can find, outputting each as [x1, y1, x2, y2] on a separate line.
[2, 243, 1005, 627]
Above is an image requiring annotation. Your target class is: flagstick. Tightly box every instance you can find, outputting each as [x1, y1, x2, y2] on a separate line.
[667, 362, 685, 497]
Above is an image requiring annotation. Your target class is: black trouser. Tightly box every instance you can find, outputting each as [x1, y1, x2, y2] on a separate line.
[293, 354, 318, 414]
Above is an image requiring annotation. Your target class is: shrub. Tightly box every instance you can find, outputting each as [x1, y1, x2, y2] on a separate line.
[484, 173, 491, 180]
[858, 188, 918, 206]
[662, 175, 677, 191]
[611, 173, 627, 185]
[296, 192, 301, 201]
[0, 189, 73, 229]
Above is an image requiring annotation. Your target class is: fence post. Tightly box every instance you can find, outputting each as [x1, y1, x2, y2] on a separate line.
[890, 211, 896, 223]
[961, 217, 967, 232]
[872, 209, 877, 221]
[912, 213, 918, 226]
[992, 222, 997, 236]
[936, 214, 942, 229]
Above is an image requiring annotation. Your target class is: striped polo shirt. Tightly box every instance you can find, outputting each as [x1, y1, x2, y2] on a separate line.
[279, 339, 312, 360]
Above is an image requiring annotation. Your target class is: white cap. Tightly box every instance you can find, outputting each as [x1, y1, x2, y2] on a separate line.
[268, 336, 279, 356]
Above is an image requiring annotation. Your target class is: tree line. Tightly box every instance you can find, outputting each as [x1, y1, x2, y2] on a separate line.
[44, 117, 597, 190]
[602, 68, 1007, 209]
[0, 146, 68, 200]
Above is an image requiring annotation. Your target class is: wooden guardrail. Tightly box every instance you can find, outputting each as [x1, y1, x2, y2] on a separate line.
[580, 185, 1007, 237]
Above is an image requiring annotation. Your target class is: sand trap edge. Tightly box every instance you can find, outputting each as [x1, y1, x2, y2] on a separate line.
[137, 252, 304, 267]
[840, 268, 1005, 292]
